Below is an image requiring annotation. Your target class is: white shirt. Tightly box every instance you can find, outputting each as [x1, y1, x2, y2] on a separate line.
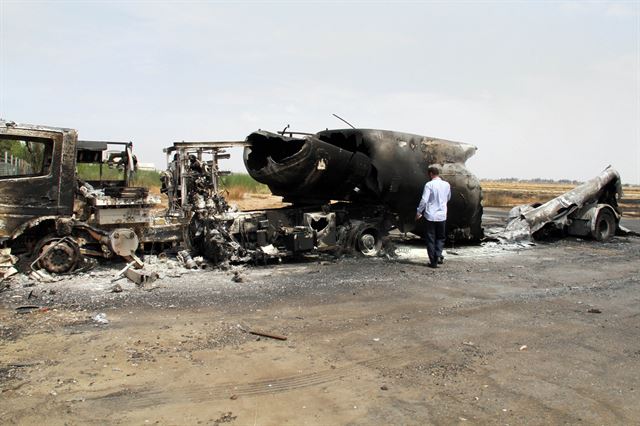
[417, 176, 451, 222]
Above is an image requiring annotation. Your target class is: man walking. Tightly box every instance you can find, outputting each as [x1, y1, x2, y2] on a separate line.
[416, 166, 451, 268]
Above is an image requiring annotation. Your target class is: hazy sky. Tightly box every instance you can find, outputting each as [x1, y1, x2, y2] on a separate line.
[1, 1, 638, 183]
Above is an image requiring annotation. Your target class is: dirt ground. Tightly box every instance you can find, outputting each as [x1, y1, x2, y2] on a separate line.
[1, 217, 639, 424]
[233, 193, 289, 211]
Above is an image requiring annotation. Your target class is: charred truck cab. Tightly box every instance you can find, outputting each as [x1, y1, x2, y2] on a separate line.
[0, 121, 160, 273]
[0, 122, 76, 258]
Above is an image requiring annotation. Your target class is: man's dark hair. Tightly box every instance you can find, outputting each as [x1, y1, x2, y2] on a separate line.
[428, 166, 440, 176]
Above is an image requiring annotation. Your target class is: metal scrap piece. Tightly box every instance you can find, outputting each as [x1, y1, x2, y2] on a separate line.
[503, 167, 623, 242]
[124, 268, 159, 285]
[177, 250, 198, 269]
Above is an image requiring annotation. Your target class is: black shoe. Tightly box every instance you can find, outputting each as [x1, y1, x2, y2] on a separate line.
[428, 263, 438, 269]
[437, 256, 444, 265]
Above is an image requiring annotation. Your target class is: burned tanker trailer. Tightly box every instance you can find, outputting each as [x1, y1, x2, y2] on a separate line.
[243, 128, 484, 243]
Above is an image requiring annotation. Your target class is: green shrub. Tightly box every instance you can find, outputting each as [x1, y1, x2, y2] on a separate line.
[133, 169, 161, 188]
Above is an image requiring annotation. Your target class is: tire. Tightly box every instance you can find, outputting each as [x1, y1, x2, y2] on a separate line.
[592, 209, 616, 242]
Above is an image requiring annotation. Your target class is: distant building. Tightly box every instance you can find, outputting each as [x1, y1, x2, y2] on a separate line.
[137, 162, 156, 171]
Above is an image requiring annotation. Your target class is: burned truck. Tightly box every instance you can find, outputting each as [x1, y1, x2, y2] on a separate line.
[0, 121, 177, 273]
[0, 120, 393, 273]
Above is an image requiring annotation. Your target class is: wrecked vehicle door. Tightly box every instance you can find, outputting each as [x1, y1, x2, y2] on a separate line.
[243, 128, 483, 241]
[503, 167, 623, 242]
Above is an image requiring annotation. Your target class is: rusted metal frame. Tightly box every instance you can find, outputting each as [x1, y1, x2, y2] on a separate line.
[176, 146, 226, 207]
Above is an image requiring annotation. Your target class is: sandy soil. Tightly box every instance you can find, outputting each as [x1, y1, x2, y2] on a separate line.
[231, 193, 288, 211]
[1, 231, 639, 424]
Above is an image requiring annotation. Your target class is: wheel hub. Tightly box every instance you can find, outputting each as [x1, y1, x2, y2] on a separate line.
[360, 234, 376, 251]
[39, 240, 79, 273]
[358, 232, 380, 256]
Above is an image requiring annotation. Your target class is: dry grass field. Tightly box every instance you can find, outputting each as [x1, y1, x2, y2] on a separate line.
[226, 179, 640, 217]
[151, 173, 640, 218]
[481, 181, 640, 217]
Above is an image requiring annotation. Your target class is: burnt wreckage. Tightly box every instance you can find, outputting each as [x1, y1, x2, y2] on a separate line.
[244, 128, 483, 241]
[0, 121, 485, 272]
[0, 121, 178, 274]
[0, 120, 628, 274]
[165, 139, 394, 263]
[503, 167, 625, 242]
[167, 128, 484, 265]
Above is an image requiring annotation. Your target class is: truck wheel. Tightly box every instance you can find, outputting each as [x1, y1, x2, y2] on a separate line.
[35, 237, 80, 273]
[592, 209, 616, 242]
[357, 229, 382, 256]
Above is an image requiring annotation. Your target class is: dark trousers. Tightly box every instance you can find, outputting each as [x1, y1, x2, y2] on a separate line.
[425, 220, 446, 265]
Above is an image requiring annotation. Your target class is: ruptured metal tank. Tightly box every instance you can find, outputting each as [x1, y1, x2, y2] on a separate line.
[243, 128, 483, 241]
